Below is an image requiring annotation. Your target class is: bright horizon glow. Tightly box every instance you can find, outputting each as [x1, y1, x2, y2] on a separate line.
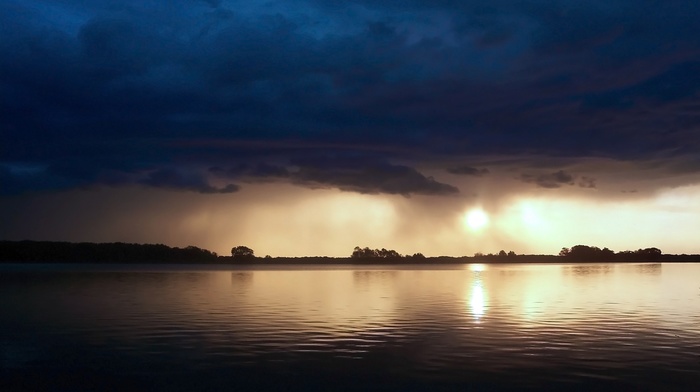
[493, 185, 700, 255]
[3, 184, 700, 257]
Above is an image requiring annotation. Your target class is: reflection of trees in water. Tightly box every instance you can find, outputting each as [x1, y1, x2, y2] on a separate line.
[178, 272, 211, 283]
[353, 270, 399, 286]
[3, 271, 216, 289]
[631, 263, 662, 275]
[231, 272, 254, 287]
[497, 269, 535, 277]
[564, 263, 663, 276]
[564, 265, 614, 276]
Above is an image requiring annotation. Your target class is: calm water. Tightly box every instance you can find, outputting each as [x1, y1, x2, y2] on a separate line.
[1, 263, 700, 391]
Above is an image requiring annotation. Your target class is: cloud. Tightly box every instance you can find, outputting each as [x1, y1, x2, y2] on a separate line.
[578, 176, 597, 189]
[0, 162, 239, 195]
[289, 155, 458, 196]
[139, 168, 239, 194]
[209, 163, 291, 180]
[2, 0, 700, 197]
[446, 166, 490, 176]
[0, 162, 95, 195]
[210, 156, 459, 196]
[520, 170, 575, 189]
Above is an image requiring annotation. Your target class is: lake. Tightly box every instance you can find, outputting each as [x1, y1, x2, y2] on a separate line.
[1, 263, 699, 391]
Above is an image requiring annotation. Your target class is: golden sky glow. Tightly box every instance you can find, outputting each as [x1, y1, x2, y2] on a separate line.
[2, 180, 700, 257]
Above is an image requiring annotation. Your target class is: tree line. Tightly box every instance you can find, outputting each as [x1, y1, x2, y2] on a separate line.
[0, 241, 688, 264]
[558, 245, 662, 261]
[0, 240, 218, 263]
[350, 246, 425, 259]
[228, 246, 426, 261]
[229, 244, 668, 263]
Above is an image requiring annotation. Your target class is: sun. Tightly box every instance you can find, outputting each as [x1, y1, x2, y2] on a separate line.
[465, 209, 489, 230]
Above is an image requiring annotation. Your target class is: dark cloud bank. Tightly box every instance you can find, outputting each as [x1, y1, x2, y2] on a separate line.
[2, 0, 700, 196]
[210, 156, 458, 196]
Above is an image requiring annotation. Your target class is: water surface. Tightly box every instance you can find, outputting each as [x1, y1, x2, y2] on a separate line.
[2, 263, 699, 391]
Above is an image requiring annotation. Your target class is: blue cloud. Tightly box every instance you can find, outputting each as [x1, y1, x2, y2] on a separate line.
[2, 0, 700, 195]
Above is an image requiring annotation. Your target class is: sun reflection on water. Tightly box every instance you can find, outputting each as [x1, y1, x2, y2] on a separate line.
[467, 265, 488, 321]
[470, 282, 486, 320]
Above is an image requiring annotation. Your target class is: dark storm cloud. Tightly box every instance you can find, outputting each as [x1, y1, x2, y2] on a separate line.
[520, 170, 575, 189]
[578, 176, 597, 189]
[139, 168, 239, 194]
[0, 165, 62, 195]
[209, 163, 291, 179]
[290, 156, 459, 196]
[446, 166, 490, 176]
[0, 162, 239, 195]
[209, 155, 458, 196]
[2, 0, 700, 196]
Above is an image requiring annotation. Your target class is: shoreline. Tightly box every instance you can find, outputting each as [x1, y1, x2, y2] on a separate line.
[1, 258, 698, 266]
[2, 240, 699, 265]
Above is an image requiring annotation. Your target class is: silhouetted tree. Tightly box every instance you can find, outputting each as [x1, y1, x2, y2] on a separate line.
[352, 246, 376, 258]
[560, 245, 663, 262]
[616, 250, 635, 261]
[377, 248, 401, 258]
[565, 245, 606, 261]
[601, 247, 615, 259]
[231, 246, 255, 259]
[634, 247, 662, 261]
[649, 247, 662, 256]
[351, 246, 402, 258]
[498, 250, 507, 257]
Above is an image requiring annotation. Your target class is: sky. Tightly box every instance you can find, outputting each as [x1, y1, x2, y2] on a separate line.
[2, 0, 700, 257]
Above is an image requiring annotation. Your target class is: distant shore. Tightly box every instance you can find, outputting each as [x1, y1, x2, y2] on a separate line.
[217, 255, 700, 264]
[1, 240, 699, 264]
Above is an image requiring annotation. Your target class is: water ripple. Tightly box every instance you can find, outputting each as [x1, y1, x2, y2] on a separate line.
[1, 264, 700, 390]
